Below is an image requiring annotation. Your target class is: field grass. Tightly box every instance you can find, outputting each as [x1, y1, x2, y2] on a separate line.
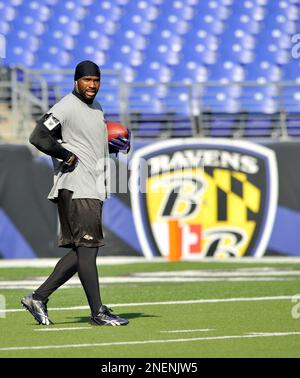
[1, 259, 300, 358]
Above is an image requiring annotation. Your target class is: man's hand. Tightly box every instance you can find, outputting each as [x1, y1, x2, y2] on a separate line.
[61, 152, 78, 173]
[109, 130, 131, 153]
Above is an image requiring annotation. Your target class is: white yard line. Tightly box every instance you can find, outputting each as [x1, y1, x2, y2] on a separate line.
[1, 268, 300, 290]
[1, 257, 300, 268]
[34, 328, 214, 334]
[134, 269, 300, 277]
[0, 295, 294, 314]
[160, 329, 214, 333]
[0, 257, 151, 268]
[0, 277, 298, 291]
[1, 332, 300, 352]
[34, 327, 92, 332]
[34, 327, 214, 334]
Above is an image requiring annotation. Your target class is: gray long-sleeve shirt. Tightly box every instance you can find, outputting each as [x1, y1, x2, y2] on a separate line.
[45, 93, 110, 201]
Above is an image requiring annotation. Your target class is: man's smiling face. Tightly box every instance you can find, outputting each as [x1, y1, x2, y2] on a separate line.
[76, 76, 101, 101]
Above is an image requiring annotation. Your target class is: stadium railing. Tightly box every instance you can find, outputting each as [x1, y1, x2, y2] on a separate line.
[0, 65, 48, 143]
[0, 66, 122, 143]
[1, 66, 300, 143]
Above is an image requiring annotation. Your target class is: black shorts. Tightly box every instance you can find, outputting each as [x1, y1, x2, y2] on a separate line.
[57, 189, 104, 248]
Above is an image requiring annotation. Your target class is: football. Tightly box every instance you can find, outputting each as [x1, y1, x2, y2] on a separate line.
[106, 121, 129, 142]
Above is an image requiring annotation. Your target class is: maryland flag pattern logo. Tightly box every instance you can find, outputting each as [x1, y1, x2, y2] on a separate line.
[131, 139, 278, 260]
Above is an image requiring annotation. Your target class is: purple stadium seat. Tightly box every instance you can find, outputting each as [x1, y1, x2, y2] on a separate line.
[245, 61, 282, 82]
[10, 17, 45, 35]
[268, 1, 299, 21]
[70, 47, 107, 68]
[172, 62, 208, 83]
[35, 46, 72, 68]
[282, 87, 300, 113]
[159, 1, 195, 21]
[75, 31, 111, 52]
[0, 20, 9, 34]
[226, 14, 261, 34]
[3, 0, 300, 124]
[155, 14, 190, 35]
[201, 86, 241, 113]
[244, 119, 274, 137]
[0, 3, 17, 22]
[208, 62, 245, 82]
[122, 1, 159, 21]
[194, 2, 230, 20]
[111, 32, 147, 51]
[190, 14, 225, 35]
[42, 32, 75, 51]
[107, 46, 144, 69]
[181, 43, 218, 65]
[86, 1, 122, 22]
[282, 62, 300, 81]
[286, 118, 300, 137]
[16, 2, 51, 22]
[135, 62, 173, 83]
[50, 2, 86, 21]
[240, 94, 279, 113]
[5, 48, 35, 66]
[209, 118, 236, 137]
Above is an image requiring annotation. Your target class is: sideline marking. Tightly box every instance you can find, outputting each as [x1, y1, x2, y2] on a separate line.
[0, 257, 150, 268]
[160, 329, 214, 333]
[1, 332, 300, 352]
[34, 327, 214, 334]
[34, 327, 92, 332]
[1, 277, 298, 290]
[2, 267, 300, 290]
[0, 295, 294, 314]
[1, 257, 300, 268]
[1, 277, 298, 291]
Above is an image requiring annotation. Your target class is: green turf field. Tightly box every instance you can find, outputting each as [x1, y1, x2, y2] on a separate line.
[1, 259, 300, 358]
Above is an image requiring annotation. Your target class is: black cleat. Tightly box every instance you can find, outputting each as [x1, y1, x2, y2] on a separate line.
[21, 294, 54, 325]
[90, 305, 129, 326]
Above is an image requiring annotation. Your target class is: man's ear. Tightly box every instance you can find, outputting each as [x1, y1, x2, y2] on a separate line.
[75, 81, 79, 92]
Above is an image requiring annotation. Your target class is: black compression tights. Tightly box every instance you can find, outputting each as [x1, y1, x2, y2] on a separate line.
[33, 247, 102, 317]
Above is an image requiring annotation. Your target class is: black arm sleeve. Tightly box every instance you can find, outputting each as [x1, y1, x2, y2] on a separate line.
[29, 114, 71, 161]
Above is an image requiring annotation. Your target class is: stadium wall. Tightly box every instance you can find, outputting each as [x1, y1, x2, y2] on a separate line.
[0, 140, 300, 259]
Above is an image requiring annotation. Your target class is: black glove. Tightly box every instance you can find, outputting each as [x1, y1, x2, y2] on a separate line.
[109, 130, 131, 153]
[61, 152, 78, 173]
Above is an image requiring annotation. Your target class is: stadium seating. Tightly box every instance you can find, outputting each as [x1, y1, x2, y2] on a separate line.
[1, 0, 300, 137]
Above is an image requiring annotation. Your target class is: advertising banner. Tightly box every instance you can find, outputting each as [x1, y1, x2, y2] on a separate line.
[0, 140, 300, 259]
